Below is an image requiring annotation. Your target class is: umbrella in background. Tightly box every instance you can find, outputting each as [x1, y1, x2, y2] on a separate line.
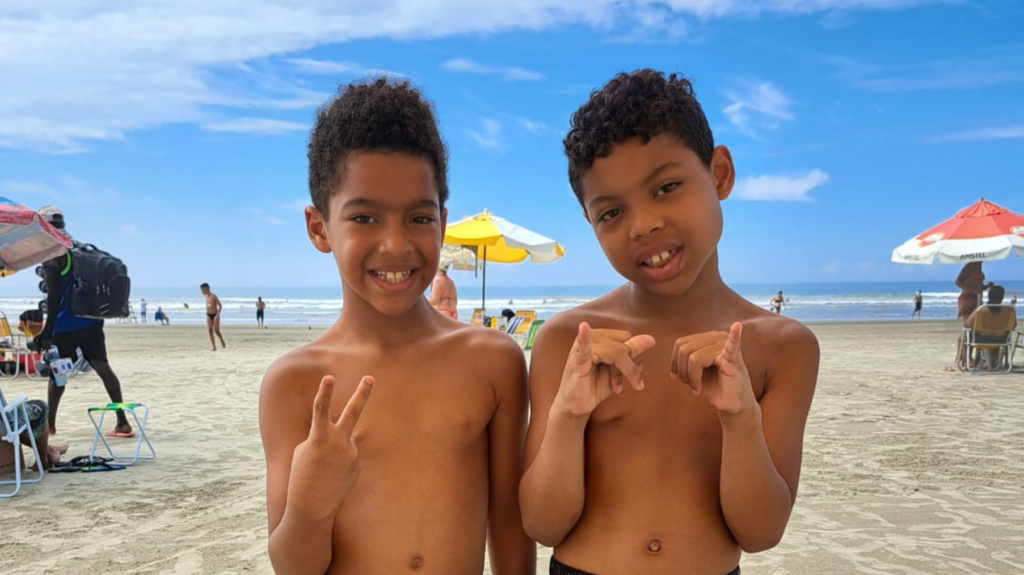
[0, 197, 73, 272]
[892, 198, 1024, 264]
[443, 210, 565, 312]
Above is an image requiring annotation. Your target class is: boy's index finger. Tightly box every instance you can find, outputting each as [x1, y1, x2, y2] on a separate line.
[336, 376, 375, 438]
[722, 322, 743, 363]
[310, 375, 335, 436]
[572, 322, 593, 365]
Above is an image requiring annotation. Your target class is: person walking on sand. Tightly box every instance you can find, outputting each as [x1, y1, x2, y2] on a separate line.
[911, 290, 923, 320]
[200, 283, 226, 351]
[34, 205, 133, 438]
[139, 298, 147, 323]
[427, 261, 459, 319]
[256, 296, 266, 328]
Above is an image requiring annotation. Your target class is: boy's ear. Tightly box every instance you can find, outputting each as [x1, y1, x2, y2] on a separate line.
[305, 205, 332, 254]
[710, 145, 736, 201]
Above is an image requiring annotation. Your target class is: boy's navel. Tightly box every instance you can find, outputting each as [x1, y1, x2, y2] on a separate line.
[646, 538, 663, 554]
[409, 555, 424, 569]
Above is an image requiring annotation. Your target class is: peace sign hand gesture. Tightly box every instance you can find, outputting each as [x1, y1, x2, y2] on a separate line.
[287, 375, 374, 521]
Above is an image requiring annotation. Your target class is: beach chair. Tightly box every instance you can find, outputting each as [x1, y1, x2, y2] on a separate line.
[521, 319, 545, 351]
[963, 305, 1017, 373]
[0, 383, 45, 497]
[469, 308, 485, 326]
[88, 402, 155, 466]
[504, 316, 526, 335]
[511, 310, 537, 337]
[0, 312, 30, 379]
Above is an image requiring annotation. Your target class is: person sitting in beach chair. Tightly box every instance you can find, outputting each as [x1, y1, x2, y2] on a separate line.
[0, 386, 68, 470]
[961, 285, 1017, 372]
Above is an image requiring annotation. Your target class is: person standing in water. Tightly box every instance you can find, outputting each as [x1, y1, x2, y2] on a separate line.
[911, 290, 923, 320]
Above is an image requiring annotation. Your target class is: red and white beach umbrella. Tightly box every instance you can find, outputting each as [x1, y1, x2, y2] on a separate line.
[0, 197, 73, 272]
[891, 198, 1024, 265]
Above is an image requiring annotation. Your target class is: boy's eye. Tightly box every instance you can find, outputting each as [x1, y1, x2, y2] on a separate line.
[411, 215, 436, 224]
[655, 182, 680, 196]
[351, 215, 376, 224]
[597, 208, 621, 223]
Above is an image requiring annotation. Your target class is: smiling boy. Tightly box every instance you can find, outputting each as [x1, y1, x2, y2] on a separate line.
[259, 78, 534, 574]
[520, 70, 820, 574]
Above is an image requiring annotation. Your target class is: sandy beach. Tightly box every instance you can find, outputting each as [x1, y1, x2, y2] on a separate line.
[2, 321, 1023, 574]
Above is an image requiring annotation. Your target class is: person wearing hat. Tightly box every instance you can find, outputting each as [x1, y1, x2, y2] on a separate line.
[427, 260, 459, 319]
[34, 206, 133, 437]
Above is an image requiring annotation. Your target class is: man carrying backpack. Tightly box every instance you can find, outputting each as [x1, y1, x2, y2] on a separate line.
[33, 206, 133, 437]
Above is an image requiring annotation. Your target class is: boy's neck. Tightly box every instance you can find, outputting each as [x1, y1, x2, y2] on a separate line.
[625, 252, 729, 323]
[336, 291, 440, 346]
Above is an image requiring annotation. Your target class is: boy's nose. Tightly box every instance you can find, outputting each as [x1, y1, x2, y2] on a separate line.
[630, 206, 666, 240]
[379, 224, 412, 254]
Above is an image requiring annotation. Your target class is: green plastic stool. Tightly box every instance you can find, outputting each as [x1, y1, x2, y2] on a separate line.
[88, 403, 155, 465]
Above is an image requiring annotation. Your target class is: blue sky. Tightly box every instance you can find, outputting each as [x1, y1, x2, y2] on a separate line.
[2, 0, 1024, 292]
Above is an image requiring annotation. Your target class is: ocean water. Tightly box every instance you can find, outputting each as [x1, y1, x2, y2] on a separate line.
[4, 281, 1022, 327]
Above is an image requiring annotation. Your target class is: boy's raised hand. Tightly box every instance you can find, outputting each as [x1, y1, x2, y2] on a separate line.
[671, 322, 755, 415]
[287, 375, 374, 521]
[554, 322, 656, 418]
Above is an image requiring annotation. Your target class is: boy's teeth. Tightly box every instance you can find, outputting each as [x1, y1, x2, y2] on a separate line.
[375, 270, 412, 283]
[644, 250, 674, 267]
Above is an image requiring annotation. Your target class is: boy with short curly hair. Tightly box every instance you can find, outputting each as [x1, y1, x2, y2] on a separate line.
[520, 69, 820, 575]
[260, 77, 535, 574]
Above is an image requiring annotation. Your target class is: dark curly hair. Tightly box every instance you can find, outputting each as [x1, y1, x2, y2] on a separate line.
[563, 69, 714, 207]
[308, 77, 448, 218]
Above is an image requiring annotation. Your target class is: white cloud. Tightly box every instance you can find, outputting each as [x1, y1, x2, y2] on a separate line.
[202, 117, 308, 135]
[467, 119, 502, 151]
[722, 81, 794, 137]
[0, 1, 950, 152]
[443, 58, 544, 81]
[825, 46, 1024, 92]
[517, 118, 548, 133]
[286, 58, 404, 78]
[733, 169, 829, 201]
[929, 125, 1024, 143]
[284, 199, 311, 212]
[250, 206, 288, 226]
[286, 58, 363, 75]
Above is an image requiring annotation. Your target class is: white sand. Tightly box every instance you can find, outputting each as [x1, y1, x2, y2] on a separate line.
[1, 321, 1023, 574]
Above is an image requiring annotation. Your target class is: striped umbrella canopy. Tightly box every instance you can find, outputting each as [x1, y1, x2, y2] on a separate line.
[443, 210, 565, 311]
[891, 198, 1024, 265]
[0, 197, 73, 271]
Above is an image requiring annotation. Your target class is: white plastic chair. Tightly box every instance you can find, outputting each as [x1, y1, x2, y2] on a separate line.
[0, 383, 44, 498]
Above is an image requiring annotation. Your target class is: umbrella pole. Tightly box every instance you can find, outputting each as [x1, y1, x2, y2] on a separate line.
[481, 246, 487, 314]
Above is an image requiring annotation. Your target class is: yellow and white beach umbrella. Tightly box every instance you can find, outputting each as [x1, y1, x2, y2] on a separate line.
[443, 210, 565, 311]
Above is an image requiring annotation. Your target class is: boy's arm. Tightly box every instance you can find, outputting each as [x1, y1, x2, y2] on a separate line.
[519, 320, 586, 547]
[718, 323, 819, 552]
[260, 360, 338, 575]
[485, 337, 536, 575]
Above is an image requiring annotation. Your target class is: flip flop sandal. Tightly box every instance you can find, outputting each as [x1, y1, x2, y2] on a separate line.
[81, 460, 127, 472]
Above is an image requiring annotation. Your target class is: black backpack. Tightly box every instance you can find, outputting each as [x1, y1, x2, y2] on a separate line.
[67, 243, 132, 319]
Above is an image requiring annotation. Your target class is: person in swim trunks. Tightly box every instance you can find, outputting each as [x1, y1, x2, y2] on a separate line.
[550, 557, 741, 575]
[200, 283, 226, 351]
[427, 261, 459, 319]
